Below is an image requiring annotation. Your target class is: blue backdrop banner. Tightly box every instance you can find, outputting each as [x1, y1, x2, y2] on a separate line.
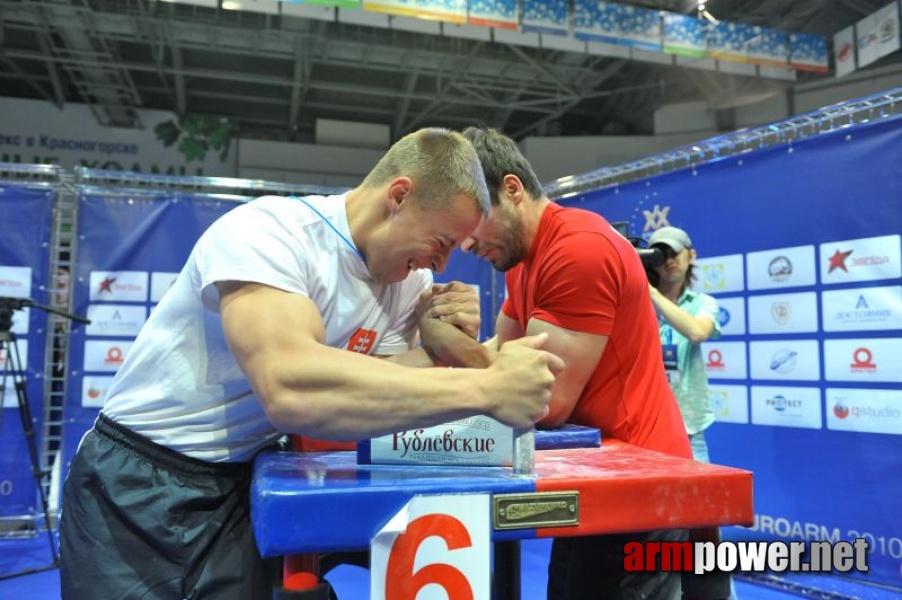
[561, 114, 902, 587]
[0, 183, 54, 519]
[64, 190, 241, 474]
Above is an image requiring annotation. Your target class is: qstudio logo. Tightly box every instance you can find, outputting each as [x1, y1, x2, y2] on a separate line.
[705, 349, 725, 372]
[833, 402, 850, 420]
[850, 347, 877, 374]
[771, 301, 791, 326]
[832, 398, 901, 424]
[86, 385, 104, 403]
[768, 256, 792, 283]
[769, 349, 798, 375]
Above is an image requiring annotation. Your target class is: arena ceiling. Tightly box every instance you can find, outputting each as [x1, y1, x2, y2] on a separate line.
[0, 0, 898, 143]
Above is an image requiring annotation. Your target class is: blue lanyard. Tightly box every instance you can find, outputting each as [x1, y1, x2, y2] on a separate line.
[294, 197, 365, 263]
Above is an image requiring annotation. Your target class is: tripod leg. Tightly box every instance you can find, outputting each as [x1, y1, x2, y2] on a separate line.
[2, 338, 60, 565]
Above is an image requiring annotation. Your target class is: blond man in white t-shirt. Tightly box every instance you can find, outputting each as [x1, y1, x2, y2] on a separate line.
[59, 128, 563, 599]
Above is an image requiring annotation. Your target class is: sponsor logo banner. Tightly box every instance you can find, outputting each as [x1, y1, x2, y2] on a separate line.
[83, 340, 133, 372]
[81, 375, 115, 408]
[85, 304, 147, 337]
[716, 297, 746, 336]
[746, 245, 816, 291]
[693, 254, 745, 294]
[833, 25, 856, 78]
[10, 306, 30, 335]
[0, 339, 28, 374]
[150, 272, 180, 303]
[89, 271, 149, 302]
[709, 384, 749, 424]
[751, 386, 823, 429]
[821, 285, 902, 332]
[819, 234, 901, 285]
[702, 341, 747, 380]
[0, 266, 32, 298]
[823, 338, 902, 383]
[749, 340, 821, 381]
[875, 2, 901, 60]
[748, 292, 819, 334]
[826, 387, 902, 435]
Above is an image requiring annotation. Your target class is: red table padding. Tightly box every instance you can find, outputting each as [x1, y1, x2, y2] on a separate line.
[532, 441, 753, 539]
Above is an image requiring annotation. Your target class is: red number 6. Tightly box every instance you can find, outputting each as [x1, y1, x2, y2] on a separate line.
[385, 513, 474, 600]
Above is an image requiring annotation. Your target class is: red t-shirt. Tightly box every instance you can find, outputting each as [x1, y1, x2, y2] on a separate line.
[502, 203, 691, 459]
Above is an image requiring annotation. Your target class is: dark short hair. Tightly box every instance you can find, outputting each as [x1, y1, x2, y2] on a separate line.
[461, 127, 545, 206]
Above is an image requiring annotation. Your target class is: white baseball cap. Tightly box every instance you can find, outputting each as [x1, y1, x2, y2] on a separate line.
[648, 226, 692, 252]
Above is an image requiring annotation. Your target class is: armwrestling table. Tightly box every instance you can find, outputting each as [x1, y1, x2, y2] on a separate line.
[251, 431, 753, 599]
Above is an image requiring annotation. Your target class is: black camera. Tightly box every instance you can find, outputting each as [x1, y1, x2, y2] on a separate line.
[611, 222, 664, 285]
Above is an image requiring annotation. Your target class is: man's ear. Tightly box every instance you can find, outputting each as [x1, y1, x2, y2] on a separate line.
[688, 248, 698, 263]
[387, 177, 413, 213]
[502, 173, 524, 206]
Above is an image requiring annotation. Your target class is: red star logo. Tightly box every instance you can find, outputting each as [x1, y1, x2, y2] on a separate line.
[98, 277, 116, 293]
[828, 249, 853, 273]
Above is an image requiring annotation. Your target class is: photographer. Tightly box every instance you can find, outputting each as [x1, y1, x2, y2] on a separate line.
[647, 226, 736, 600]
[646, 226, 721, 461]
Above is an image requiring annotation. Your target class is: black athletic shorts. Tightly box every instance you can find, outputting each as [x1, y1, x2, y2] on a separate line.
[59, 413, 272, 599]
[548, 529, 687, 600]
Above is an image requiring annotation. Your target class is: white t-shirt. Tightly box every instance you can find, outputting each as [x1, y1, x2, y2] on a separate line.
[102, 194, 431, 462]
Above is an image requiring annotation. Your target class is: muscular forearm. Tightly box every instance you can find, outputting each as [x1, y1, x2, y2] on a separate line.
[262, 346, 492, 439]
[419, 318, 492, 368]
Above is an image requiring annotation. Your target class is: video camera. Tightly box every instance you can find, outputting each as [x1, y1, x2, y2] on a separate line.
[611, 222, 665, 286]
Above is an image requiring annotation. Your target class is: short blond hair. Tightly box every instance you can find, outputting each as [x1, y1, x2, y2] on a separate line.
[361, 128, 490, 217]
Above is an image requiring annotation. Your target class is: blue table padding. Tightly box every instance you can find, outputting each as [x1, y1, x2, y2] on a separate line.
[252, 450, 538, 557]
[536, 424, 600, 450]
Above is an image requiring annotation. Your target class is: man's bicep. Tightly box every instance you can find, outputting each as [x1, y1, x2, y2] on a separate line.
[526, 317, 608, 426]
[494, 312, 523, 346]
[217, 282, 325, 390]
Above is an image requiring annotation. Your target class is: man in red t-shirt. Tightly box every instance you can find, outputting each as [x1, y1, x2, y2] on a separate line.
[459, 127, 692, 600]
